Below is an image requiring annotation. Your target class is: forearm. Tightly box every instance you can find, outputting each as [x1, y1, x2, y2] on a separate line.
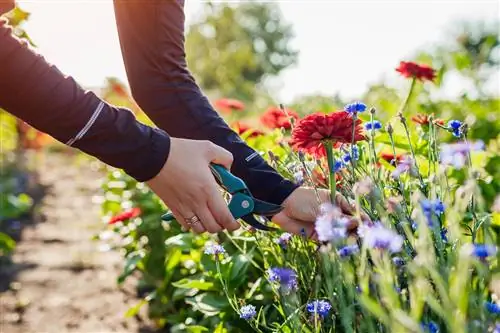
[113, 0, 298, 204]
[0, 19, 170, 182]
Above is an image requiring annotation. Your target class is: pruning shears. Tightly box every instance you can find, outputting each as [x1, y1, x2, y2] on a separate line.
[161, 163, 283, 231]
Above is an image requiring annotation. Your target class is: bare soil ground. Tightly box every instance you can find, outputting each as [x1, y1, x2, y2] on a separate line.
[0, 152, 157, 333]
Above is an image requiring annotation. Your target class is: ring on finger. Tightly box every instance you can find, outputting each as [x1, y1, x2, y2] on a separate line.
[185, 215, 201, 226]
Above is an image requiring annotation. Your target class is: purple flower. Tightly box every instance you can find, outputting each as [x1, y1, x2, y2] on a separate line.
[440, 141, 484, 169]
[306, 300, 332, 318]
[485, 302, 500, 314]
[420, 199, 445, 226]
[472, 244, 497, 259]
[204, 244, 225, 256]
[275, 233, 292, 248]
[268, 267, 298, 291]
[392, 257, 405, 267]
[359, 223, 403, 253]
[315, 203, 348, 242]
[391, 156, 415, 179]
[8, 220, 21, 231]
[447, 119, 463, 137]
[365, 120, 382, 131]
[337, 244, 359, 258]
[494, 323, 500, 333]
[344, 101, 367, 114]
[239, 304, 257, 320]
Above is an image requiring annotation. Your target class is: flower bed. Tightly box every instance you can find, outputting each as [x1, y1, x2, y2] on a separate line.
[97, 61, 500, 333]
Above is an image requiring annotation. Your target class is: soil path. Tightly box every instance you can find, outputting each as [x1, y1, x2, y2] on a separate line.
[1, 152, 155, 333]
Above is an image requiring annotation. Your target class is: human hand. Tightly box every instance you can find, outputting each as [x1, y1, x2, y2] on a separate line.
[146, 138, 240, 234]
[272, 187, 370, 238]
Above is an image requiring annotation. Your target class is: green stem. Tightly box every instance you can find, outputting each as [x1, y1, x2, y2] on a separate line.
[401, 119, 426, 194]
[324, 140, 337, 203]
[398, 77, 416, 115]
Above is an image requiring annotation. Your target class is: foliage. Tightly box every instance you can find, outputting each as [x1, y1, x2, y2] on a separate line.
[98, 57, 500, 332]
[186, 2, 298, 102]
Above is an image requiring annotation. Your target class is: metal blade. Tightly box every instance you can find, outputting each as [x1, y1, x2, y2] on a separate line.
[252, 198, 284, 216]
[241, 214, 278, 231]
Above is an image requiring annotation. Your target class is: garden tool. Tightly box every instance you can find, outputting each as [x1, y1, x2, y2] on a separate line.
[161, 163, 283, 231]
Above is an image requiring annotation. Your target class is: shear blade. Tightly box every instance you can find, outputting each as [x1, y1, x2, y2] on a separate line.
[252, 199, 284, 216]
[241, 214, 278, 231]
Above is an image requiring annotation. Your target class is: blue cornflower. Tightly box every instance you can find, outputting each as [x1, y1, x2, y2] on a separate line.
[420, 199, 445, 226]
[448, 120, 463, 137]
[275, 233, 292, 248]
[306, 300, 332, 318]
[204, 244, 225, 256]
[344, 101, 367, 114]
[342, 146, 359, 164]
[472, 244, 497, 259]
[337, 244, 359, 258]
[365, 120, 382, 131]
[392, 257, 405, 267]
[332, 160, 345, 172]
[421, 321, 439, 333]
[441, 228, 448, 242]
[485, 302, 500, 314]
[268, 267, 298, 291]
[239, 304, 257, 320]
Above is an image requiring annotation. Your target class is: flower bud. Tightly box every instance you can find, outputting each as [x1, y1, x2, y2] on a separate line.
[386, 123, 393, 134]
[370, 107, 376, 114]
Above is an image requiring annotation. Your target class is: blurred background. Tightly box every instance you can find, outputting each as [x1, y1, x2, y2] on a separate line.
[0, 1, 499, 331]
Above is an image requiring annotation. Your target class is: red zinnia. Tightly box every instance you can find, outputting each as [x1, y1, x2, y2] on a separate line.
[411, 113, 445, 126]
[379, 152, 405, 166]
[214, 98, 245, 113]
[232, 121, 264, 138]
[260, 107, 299, 130]
[108, 207, 141, 225]
[289, 111, 365, 158]
[395, 61, 436, 82]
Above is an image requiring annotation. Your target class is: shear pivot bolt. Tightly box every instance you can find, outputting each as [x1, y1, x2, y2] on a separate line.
[241, 200, 250, 209]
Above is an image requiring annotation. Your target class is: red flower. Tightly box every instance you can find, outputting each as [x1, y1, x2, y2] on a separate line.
[108, 207, 141, 225]
[232, 121, 264, 138]
[214, 98, 245, 113]
[289, 111, 365, 158]
[411, 113, 445, 126]
[312, 168, 342, 189]
[260, 107, 299, 130]
[379, 152, 405, 166]
[395, 61, 436, 82]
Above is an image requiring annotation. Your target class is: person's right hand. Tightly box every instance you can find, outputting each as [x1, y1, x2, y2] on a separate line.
[146, 138, 240, 234]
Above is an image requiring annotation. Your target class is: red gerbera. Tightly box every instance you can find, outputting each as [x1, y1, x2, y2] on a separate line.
[289, 111, 365, 158]
[108, 207, 141, 225]
[260, 107, 299, 130]
[232, 121, 264, 138]
[214, 98, 245, 113]
[395, 61, 436, 82]
[411, 113, 445, 126]
[379, 152, 405, 166]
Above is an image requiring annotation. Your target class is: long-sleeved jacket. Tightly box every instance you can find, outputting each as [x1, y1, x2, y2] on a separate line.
[0, 0, 298, 205]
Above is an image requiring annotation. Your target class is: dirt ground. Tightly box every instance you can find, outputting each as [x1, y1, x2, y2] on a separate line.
[0, 152, 157, 333]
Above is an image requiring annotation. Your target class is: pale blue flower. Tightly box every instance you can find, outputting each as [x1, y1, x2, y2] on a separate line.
[239, 304, 257, 320]
[306, 300, 332, 318]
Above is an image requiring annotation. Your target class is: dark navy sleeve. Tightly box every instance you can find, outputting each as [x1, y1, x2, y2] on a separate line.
[112, 0, 299, 205]
[0, 19, 171, 182]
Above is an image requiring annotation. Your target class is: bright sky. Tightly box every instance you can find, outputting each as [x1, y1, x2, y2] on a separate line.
[17, 0, 500, 103]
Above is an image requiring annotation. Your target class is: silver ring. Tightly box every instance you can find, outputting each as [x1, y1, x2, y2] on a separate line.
[185, 215, 201, 226]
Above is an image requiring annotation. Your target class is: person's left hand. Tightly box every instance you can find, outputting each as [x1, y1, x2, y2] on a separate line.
[271, 187, 370, 239]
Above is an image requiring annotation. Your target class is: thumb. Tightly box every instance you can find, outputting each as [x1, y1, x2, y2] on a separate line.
[208, 142, 234, 170]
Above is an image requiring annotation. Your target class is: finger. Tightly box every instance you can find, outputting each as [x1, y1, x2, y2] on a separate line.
[206, 142, 233, 170]
[196, 205, 223, 234]
[207, 184, 240, 232]
[180, 210, 206, 234]
[272, 212, 316, 238]
[169, 208, 190, 232]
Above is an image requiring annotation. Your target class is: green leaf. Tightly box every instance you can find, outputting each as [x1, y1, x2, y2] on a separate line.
[359, 294, 390, 325]
[172, 278, 215, 291]
[186, 293, 230, 316]
[125, 299, 147, 318]
[186, 326, 209, 333]
[0, 232, 16, 255]
[229, 254, 250, 284]
[117, 251, 144, 284]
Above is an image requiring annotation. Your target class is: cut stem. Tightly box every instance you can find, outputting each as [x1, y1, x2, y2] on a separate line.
[324, 140, 337, 204]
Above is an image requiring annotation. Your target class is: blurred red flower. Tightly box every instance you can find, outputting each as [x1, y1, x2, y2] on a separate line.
[289, 111, 365, 158]
[108, 207, 141, 225]
[312, 168, 342, 189]
[232, 121, 264, 138]
[379, 152, 405, 166]
[411, 113, 445, 126]
[214, 98, 245, 113]
[395, 61, 436, 82]
[260, 107, 299, 130]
